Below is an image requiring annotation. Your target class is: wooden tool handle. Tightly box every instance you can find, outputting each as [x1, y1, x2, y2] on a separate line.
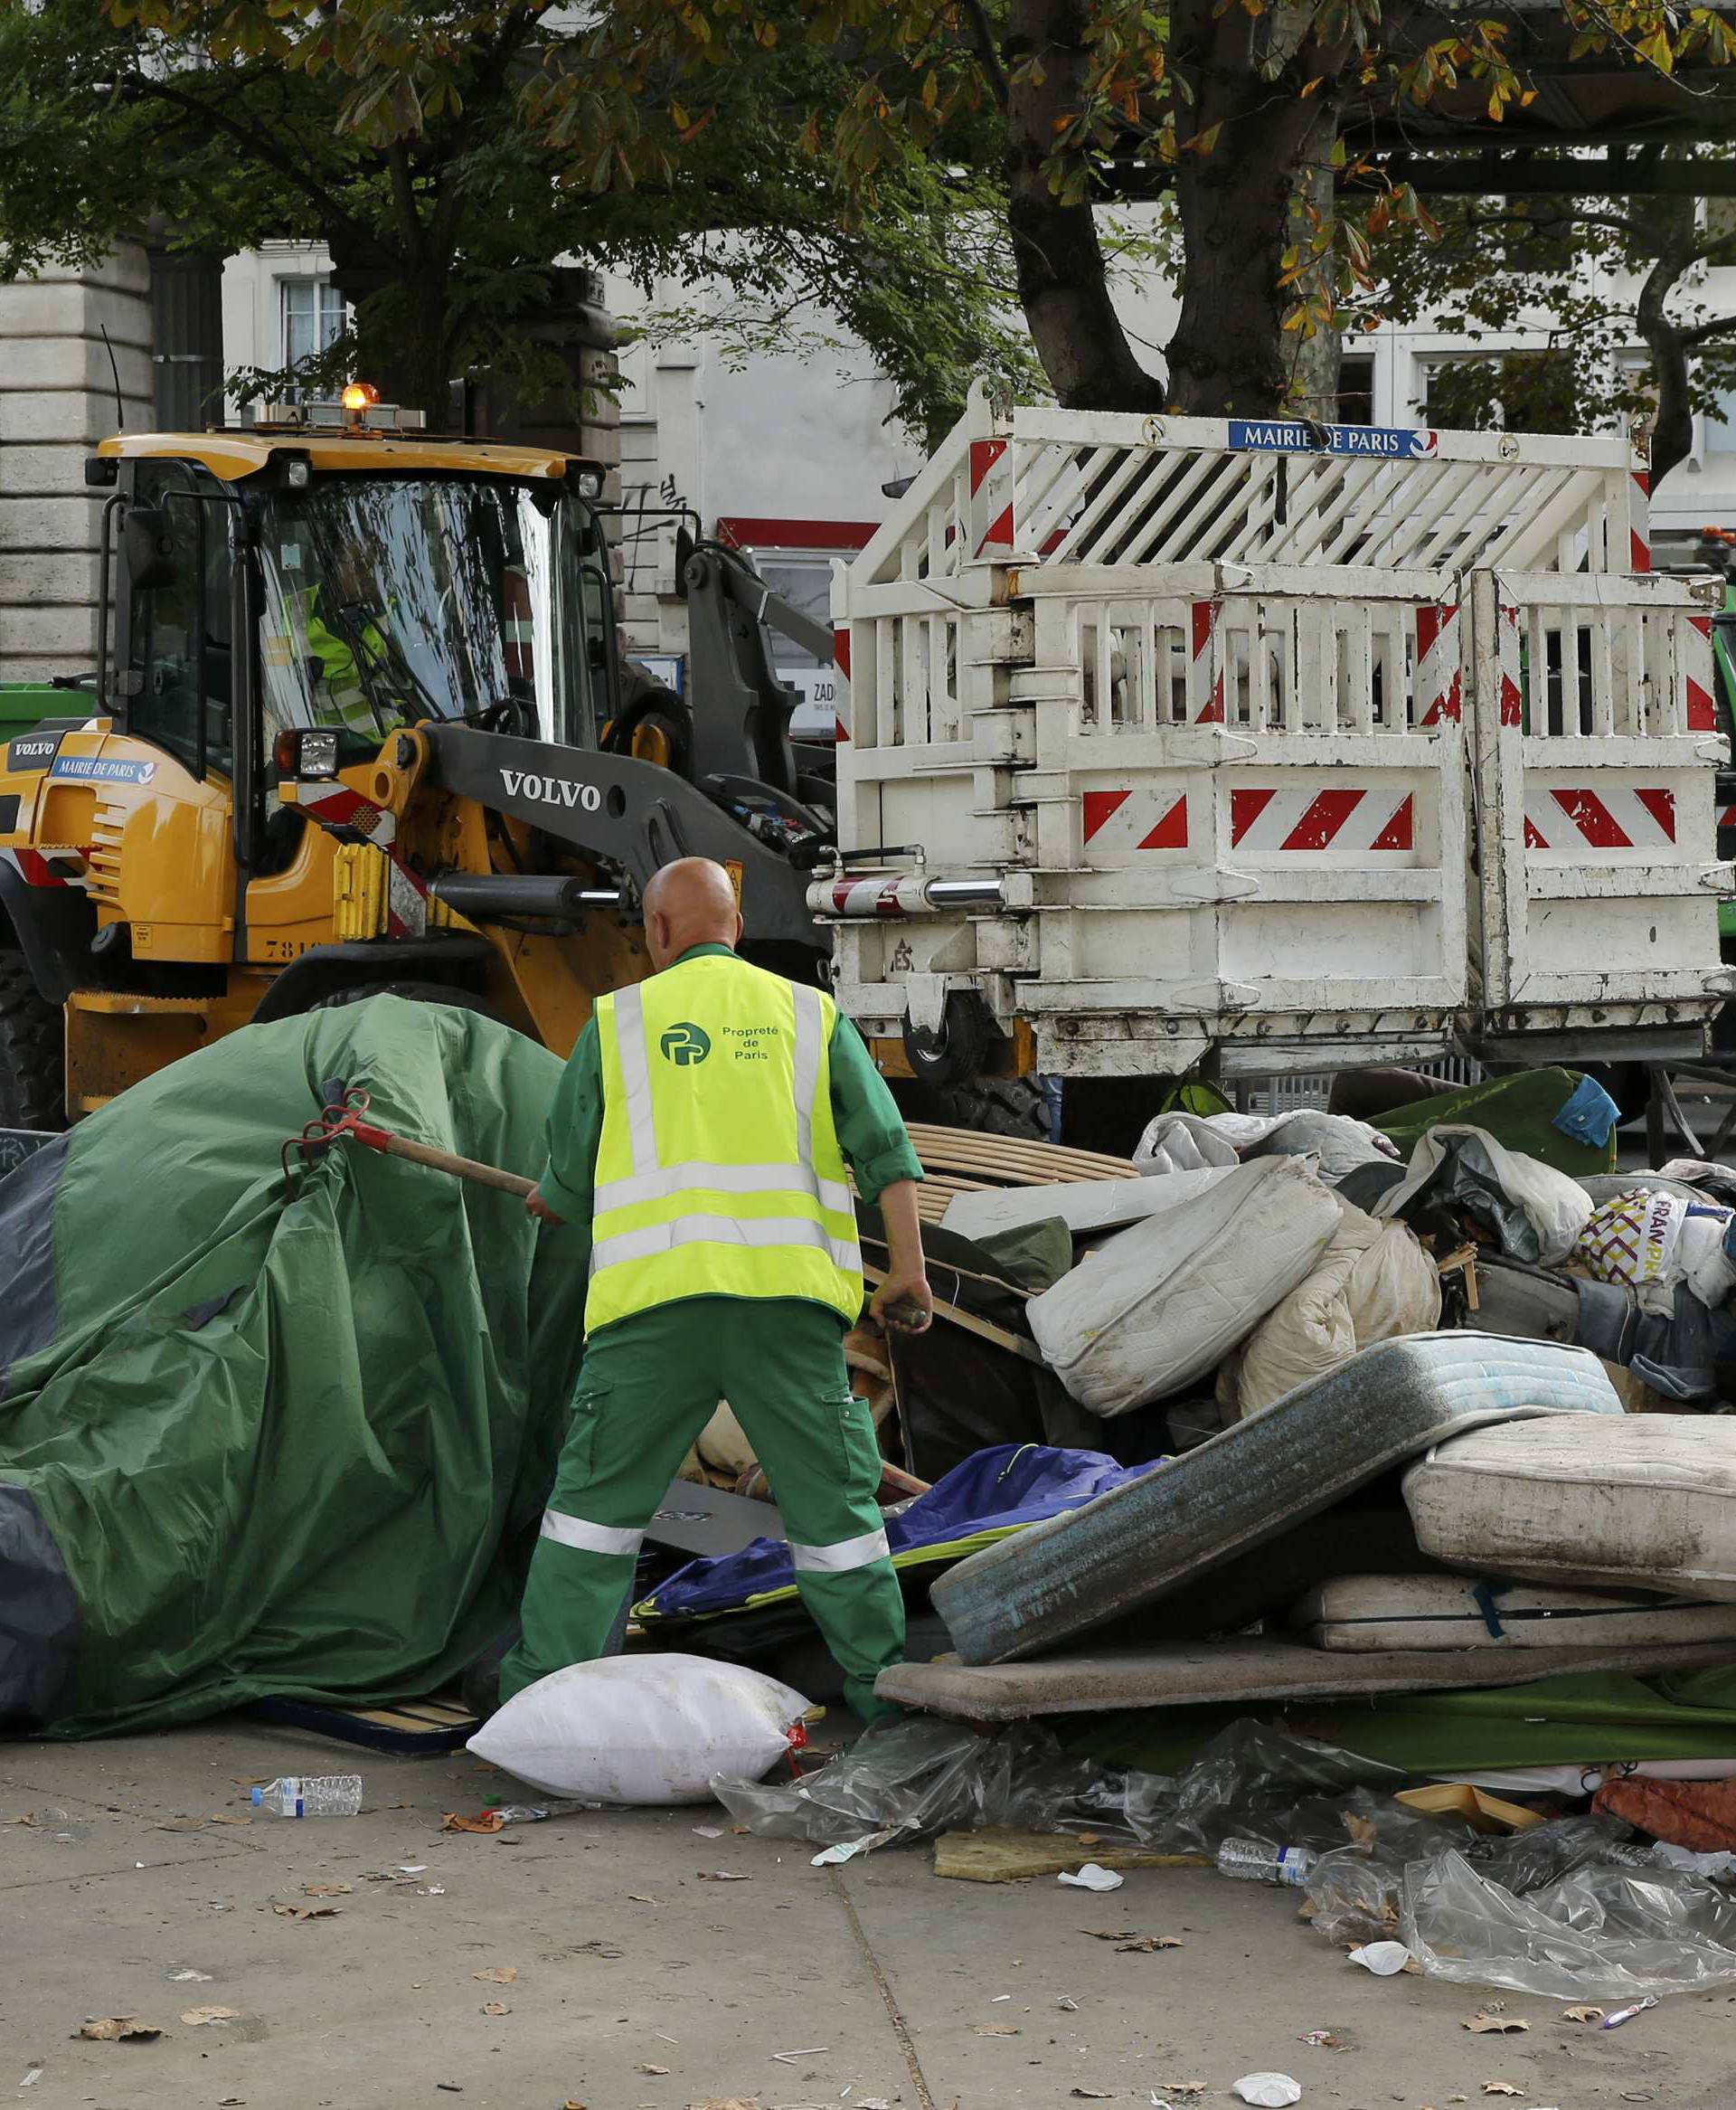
[378, 1131, 538, 1198]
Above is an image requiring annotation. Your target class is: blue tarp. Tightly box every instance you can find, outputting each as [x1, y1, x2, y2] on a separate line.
[637, 1443, 1157, 1623]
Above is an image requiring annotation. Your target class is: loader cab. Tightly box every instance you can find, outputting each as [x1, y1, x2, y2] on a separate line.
[108, 440, 618, 815]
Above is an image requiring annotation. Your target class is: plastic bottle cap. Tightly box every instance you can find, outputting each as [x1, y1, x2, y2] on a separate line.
[250, 1787, 263, 1806]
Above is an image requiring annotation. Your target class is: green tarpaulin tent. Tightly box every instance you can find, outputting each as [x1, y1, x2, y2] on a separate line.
[0, 998, 586, 1736]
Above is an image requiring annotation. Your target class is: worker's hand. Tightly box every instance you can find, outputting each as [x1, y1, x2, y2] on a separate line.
[525, 1186, 565, 1225]
[870, 1269, 933, 1336]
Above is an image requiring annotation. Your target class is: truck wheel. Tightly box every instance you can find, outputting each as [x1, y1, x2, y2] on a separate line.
[895, 1074, 1052, 1143]
[0, 951, 65, 1131]
[309, 979, 506, 1024]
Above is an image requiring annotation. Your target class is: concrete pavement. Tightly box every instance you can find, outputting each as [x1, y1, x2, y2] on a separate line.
[5, 1717, 1735, 2109]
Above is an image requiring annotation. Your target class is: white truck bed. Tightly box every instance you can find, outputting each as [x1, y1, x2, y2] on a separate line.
[821, 389, 1734, 1079]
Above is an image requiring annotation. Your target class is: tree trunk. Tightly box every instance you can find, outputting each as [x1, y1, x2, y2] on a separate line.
[1283, 105, 1342, 421]
[327, 245, 453, 423]
[1005, 0, 1165, 412]
[1165, 3, 1348, 418]
[1632, 199, 1700, 485]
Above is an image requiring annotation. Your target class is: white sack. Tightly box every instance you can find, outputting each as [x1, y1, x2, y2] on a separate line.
[467, 1654, 810, 1804]
[942, 1169, 1232, 1244]
[1373, 1123, 1592, 1265]
[1238, 1202, 1442, 1416]
[1028, 1155, 1343, 1416]
[1130, 1112, 1240, 1177]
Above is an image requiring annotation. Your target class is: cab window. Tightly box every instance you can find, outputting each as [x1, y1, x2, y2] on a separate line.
[124, 459, 234, 779]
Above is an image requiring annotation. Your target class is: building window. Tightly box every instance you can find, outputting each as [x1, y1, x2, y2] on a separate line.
[280, 278, 348, 371]
[1337, 355, 1375, 427]
[1707, 390, 1736, 454]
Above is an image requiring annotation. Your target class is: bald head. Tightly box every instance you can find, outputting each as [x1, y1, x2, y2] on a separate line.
[643, 857, 743, 970]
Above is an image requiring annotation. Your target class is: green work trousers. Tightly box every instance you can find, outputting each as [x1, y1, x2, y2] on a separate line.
[500, 1296, 906, 1720]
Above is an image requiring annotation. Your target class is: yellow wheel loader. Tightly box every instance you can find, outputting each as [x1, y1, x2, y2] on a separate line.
[0, 401, 871, 1126]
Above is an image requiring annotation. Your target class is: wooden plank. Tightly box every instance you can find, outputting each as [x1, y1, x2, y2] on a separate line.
[932, 1826, 1209, 1884]
[877, 1634, 1736, 1721]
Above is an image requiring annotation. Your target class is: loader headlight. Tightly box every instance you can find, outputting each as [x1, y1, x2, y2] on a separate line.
[274, 727, 339, 780]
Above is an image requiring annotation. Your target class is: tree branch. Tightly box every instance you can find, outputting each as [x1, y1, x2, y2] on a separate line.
[961, 0, 1010, 108]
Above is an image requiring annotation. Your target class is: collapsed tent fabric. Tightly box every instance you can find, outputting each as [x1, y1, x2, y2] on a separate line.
[0, 997, 587, 1736]
[636, 1443, 1149, 1624]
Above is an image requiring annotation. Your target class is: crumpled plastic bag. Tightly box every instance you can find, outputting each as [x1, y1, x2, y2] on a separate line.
[1135, 1109, 1397, 1185]
[1401, 1846, 1736, 2002]
[1373, 1125, 1592, 1264]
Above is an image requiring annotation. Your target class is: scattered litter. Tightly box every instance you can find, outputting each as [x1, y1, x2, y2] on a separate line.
[1070, 2094, 1114, 2102]
[697, 1869, 752, 1881]
[637, 2067, 670, 2078]
[1298, 2031, 1344, 2049]
[472, 1967, 517, 1984]
[1483, 2088, 1524, 2100]
[164, 1967, 212, 1983]
[73, 2017, 162, 2042]
[156, 1816, 205, 1832]
[812, 1831, 897, 1866]
[1057, 1995, 1080, 2011]
[3, 1812, 35, 1826]
[19, 2067, 42, 2087]
[397, 1864, 427, 1875]
[1561, 2005, 1605, 2022]
[442, 1802, 592, 1832]
[1232, 2080, 1302, 2109]
[436, 2087, 463, 2096]
[693, 1825, 724, 1839]
[270, 1903, 339, 1921]
[770, 2048, 831, 2063]
[974, 2024, 1021, 2036]
[209, 1813, 251, 1826]
[990, 1992, 1012, 2001]
[1058, 1863, 1125, 1892]
[1082, 1928, 1184, 1952]
[1348, 1942, 1410, 1975]
[301, 1882, 351, 1897]
[1157, 2088, 1206, 2100]
[1601, 1994, 1661, 2029]
[179, 2007, 241, 2028]
[1464, 2013, 1528, 2034]
[627, 1894, 662, 1904]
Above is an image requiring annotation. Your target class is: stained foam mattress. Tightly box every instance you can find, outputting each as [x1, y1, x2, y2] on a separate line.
[930, 1331, 1622, 1666]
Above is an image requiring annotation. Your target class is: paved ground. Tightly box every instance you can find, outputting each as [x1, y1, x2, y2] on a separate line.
[5, 1718, 1736, 2110]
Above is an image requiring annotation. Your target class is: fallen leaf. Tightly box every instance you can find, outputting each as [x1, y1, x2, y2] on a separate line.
[156, 1817, 206, 1832]
[1465, 2013, 1529, 2034]
[208, 1814, 251, 1827]
[1299, 2030, 1344, 2048]
[1080, 1927, 1137, 1942]
[974, 2023, 1021, 2035]
[180, 2007, 241, 2027]
[270, 1903, 339, 1921]
[696, 1869, 750, 1881]
[301, 1882, 351, 1897]
[627, 1894, 661, 1905]
[230, 1776, 269, 1786]
[74, 2016, 162, 2042]
[5, 1812, 36, 1825]
[1562, 2005, 1605, 2023]
[1157, 2086, 1207, 2099]
[637, 2064, 670, 2076]
[1484, 2088, 1525, 2099]
[442, 1810, 506, 1833]
[1117, 1934, 1184, 1954]
[472, 1966, 518, 1984]
[1076, 1831, 1101, 1846]
[481, 2001, 511, 2017]
[1071, 2095, 1114, 2103]
[219, 2097, 246, 2105]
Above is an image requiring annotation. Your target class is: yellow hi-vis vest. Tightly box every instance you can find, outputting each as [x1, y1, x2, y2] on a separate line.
[587, 953, 863, 1333]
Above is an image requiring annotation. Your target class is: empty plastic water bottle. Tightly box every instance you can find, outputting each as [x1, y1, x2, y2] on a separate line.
[250, 1774, 362, 1818]
[1216, 1837, 1317, 1887]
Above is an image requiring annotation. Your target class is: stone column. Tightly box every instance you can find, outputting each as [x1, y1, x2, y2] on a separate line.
[0, 246, 154, 681]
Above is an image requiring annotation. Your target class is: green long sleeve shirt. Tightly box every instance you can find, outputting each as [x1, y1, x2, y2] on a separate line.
[537, 944, 924, 1230]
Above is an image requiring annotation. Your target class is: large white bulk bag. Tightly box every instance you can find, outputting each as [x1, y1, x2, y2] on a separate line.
[1238, 1203, 1442, 1417]
[1027, 1155, 1342, 1416]
[467, 1655, 811, 1803]
[1404, 1416, 1736, 1602]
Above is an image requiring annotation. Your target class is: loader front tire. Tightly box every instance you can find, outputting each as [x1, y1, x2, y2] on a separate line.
[0, 951, 66, 1131]
[309, 979, 506, 1026]
[894, 1073, 1052, 1144]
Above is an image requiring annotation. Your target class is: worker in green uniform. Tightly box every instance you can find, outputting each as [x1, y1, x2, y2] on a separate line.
[496, 856, 932, 1719]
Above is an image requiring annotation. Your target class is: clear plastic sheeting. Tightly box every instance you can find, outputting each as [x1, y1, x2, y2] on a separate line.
[1401, 1848, 1736, 2002]
[713, 1715, 1399, 1854]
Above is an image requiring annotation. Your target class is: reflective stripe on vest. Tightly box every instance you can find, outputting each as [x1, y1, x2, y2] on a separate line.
[539, 1509, 644, 1558]
[586, 957, 863, 1332]
[788, 1525, 892, 1575]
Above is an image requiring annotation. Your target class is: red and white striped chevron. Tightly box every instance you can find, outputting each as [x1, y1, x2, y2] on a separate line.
[1523, 785, 1676, 852]
[1414, 601, 1461, 726]
[1191, 600, 1224, 724]
[1684, 613, 1718, 733]
[1081, 789, 1189, 851]
[1229, 785, 1416, 854]
[1496, 601, 1524, 726]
